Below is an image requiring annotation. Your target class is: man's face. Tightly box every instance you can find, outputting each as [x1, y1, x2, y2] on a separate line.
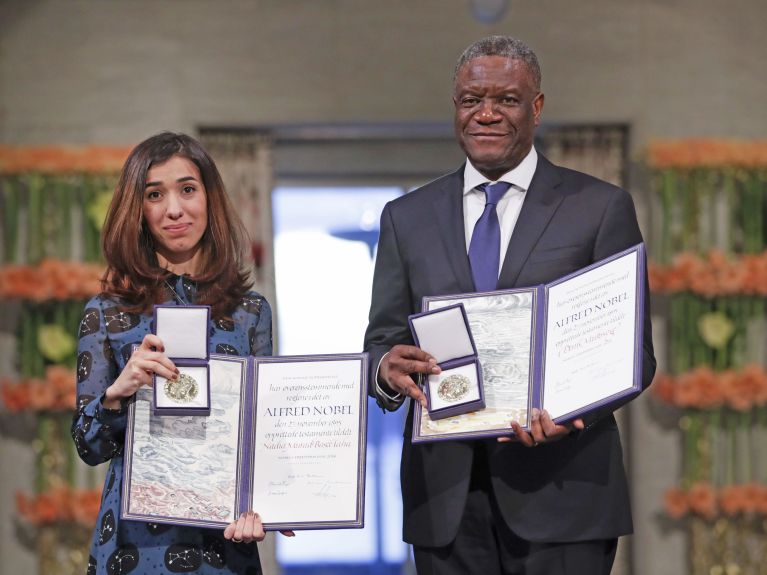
[453, 55, 544, 181]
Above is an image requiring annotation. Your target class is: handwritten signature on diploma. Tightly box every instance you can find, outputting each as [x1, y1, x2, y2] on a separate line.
[265, 473, 351, 499]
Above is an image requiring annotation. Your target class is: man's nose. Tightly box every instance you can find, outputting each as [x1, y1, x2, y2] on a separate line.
[476, 100, 500, 123]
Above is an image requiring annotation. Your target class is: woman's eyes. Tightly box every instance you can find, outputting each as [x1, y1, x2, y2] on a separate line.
[182, 185, 196, 194]
[146, 190, 162, 200]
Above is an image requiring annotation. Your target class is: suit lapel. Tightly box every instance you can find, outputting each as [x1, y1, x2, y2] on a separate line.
[433, 167, 476, 294]
[498, 155, 564, 288]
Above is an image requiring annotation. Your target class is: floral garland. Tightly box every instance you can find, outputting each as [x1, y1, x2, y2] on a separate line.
[0, 366, 75, 412]
[647, 139, 767, 169]
[652, 366, 767, 411]
[664, 482, 767, 519]
[0, 259, 103, 301]
[16, 486, 102, 528]
[649, 250, 767, 297]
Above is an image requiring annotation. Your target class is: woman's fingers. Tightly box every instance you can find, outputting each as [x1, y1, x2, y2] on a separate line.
[140, 333, 165, 352]
[135, 356, 178, 382]
[224, 511, 267, 544]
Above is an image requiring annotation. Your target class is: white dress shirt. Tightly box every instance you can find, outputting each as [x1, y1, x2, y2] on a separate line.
[463, 146, 538, 275]
[375, 147, 539, 404]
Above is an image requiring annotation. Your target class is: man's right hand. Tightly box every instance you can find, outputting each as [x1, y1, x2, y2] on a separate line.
[379, 345, 441, 408]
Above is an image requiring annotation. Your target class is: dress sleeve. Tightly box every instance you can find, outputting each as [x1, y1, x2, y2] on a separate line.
[248, 295, 273, 356]
[70, 296, 128, 466]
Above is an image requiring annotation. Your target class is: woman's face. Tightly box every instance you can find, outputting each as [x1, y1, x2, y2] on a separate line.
[142, 155, 208, 270]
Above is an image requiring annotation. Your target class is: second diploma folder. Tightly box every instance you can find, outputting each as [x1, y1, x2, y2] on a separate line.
[413, 243, 646, 443]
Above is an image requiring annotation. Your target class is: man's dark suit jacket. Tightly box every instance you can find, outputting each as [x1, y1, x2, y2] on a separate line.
[364, 154, 656, 548]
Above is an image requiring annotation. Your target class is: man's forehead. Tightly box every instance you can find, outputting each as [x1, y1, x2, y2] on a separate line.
[454, 56, 533, 86]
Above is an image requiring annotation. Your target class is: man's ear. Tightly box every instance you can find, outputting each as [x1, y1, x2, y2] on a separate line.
[533, 92, 545, 126]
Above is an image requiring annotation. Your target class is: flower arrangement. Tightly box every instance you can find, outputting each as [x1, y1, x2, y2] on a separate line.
[0, 145, 131, 174]
[0, 366, 76, 412]
[664, 483, 767, 519]
[652, 366, 767, 411]
[649, 250, 767, 297]
[16, 485, 102, 527]
[0, 259, 103, 301]
[647, 139, 767, 169]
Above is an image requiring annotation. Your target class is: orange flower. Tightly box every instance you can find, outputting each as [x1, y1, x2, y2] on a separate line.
[647, 139, 767, 169]
[740, 483, 763, 515]
[664, 486, 689, 519]
[755, 484, 767, 515]
[27, 379, 57, 410]
[688, 482, 717, 519]
[651, 373, 676, 404]
[0, 260, 104, 301]
[739, 364, 767, 407]
[648, 263, 667, 293]
[0, 368, 77, 413]
[13, 486, 101, 526]
[690, 366, 723, 409]
[71, 489, 102, 527]
[719, 484, 746, 516]
[1, 379, 31, 411]
[719, 370, 752, 412]
[673, 372, 700, 409]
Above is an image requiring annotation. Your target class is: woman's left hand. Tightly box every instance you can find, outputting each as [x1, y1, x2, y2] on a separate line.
[223, 511, 295, 543]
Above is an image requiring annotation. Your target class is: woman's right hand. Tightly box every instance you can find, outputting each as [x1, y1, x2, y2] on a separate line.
[102, 334, 178, 410]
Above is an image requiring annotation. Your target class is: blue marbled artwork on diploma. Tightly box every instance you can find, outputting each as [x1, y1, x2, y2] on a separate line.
[126, 358, 244, 523]
[421, 291, 534, 437]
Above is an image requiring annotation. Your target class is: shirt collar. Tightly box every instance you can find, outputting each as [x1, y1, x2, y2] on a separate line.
[462, 146, 538, 195]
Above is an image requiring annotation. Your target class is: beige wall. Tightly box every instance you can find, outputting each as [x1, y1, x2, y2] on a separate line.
[1, 0, 765, 148]
[1, 1, 765, 574]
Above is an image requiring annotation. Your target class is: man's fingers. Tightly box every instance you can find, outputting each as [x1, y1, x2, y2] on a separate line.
[539, 410, 574, 441]
[510, 421, 536, 447]
[389, 374, 427, 408]
[387, 345, 440, 375]
[539, 409, 560, 437]
[529, 409, 546, 444]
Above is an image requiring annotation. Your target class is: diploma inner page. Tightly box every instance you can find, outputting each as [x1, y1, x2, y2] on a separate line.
[251, 359, 363, 526]
[126, 357, 244, 524]
[421, 290, 534, 438]
[543, 251, 639, 419]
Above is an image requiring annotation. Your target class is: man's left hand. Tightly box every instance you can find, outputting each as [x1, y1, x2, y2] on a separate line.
[498, 408, 584, 447]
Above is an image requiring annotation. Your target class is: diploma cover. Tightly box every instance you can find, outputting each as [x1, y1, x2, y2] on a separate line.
[414, 244, 645, 443]
[122, 353, 368, 530]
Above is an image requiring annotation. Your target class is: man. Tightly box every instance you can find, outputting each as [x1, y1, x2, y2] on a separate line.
[364, 36, 656, 575]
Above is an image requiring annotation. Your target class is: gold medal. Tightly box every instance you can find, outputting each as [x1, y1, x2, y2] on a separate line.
[164, 372, 199, 403]
[437, 374, 470, 403]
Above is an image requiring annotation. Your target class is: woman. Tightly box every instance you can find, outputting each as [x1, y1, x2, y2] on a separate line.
[72, 132, 287, 574]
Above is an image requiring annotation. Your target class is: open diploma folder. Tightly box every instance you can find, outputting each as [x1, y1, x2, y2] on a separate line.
[122, 353, 368, 530]
[413, 244, 646, 443]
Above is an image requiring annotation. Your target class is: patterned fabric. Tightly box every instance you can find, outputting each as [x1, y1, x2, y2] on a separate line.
[72, 275, 271, 575]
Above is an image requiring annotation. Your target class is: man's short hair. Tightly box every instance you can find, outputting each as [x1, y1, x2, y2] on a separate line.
[454, 35, 541, 91]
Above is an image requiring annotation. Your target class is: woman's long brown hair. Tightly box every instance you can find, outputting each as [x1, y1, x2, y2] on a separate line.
[101, 132, 251, 318]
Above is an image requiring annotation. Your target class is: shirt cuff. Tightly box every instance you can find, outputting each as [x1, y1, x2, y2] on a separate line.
[375, 352, 405, 409]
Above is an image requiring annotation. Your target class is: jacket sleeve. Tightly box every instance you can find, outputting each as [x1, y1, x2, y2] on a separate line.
[363, 202, 412, 412]
[70, 297, 127, 466]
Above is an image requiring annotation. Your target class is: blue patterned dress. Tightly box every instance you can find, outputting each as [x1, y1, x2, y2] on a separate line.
[72, 275, 271, 575]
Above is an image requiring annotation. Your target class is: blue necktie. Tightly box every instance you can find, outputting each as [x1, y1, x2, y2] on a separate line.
[468, 182, 512, 292]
